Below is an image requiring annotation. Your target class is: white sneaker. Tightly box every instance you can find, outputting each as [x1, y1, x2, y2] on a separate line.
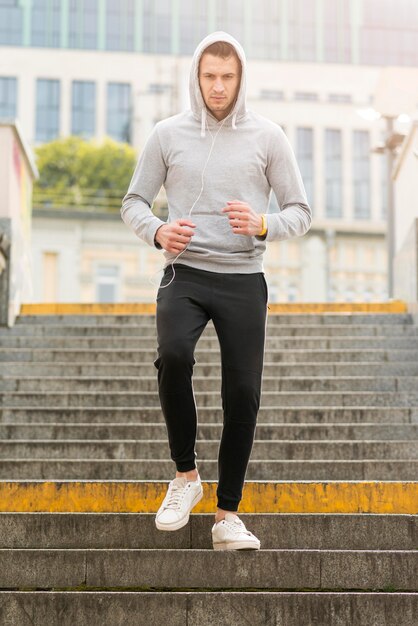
[212, 513, 261, 550]
[155, 476, 203, 531]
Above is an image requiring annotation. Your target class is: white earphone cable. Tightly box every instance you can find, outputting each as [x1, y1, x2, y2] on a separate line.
[149, 113, 229, 289]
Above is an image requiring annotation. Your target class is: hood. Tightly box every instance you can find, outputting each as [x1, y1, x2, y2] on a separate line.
[189, 31, 248, 138]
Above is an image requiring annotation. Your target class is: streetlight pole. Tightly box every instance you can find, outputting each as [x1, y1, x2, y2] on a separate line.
[325, 228, 335, 302]
[360, 66, 418, 298]
[357, 107, 407, 300]
[374, 115, 405, 299]
[385, 116, 395, 299]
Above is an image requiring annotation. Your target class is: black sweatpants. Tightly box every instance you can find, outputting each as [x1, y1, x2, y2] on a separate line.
[153, 262, 268, 511]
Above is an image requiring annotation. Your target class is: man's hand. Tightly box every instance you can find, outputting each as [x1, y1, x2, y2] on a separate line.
[221, 200, 264, 236]
[155, 218, 196, 253]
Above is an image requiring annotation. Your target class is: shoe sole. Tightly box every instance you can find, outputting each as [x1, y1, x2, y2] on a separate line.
[213, 541, 261, 551]
[155, 487, 203, 532]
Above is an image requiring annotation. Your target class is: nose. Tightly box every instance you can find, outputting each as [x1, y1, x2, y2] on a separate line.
[213, 79, 224, 93]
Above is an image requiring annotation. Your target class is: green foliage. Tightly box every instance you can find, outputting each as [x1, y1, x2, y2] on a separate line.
[33, 135, 137, 212]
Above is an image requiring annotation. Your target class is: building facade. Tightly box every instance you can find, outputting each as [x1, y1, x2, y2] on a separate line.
[2, 0, 418, 66]
[1, 0, 416, 303]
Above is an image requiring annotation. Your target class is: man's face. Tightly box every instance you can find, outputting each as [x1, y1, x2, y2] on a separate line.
[198, 52, 241, 122]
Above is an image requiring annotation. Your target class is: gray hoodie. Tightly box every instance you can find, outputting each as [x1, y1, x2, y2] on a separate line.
[121, 31, 312, 274]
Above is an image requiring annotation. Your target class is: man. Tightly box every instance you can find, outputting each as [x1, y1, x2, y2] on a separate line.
[121, 31, 311, 550]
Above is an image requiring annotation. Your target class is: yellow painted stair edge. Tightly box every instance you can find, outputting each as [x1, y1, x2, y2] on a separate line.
[19, 301, 407, 315]
[0, 481, 416, 514]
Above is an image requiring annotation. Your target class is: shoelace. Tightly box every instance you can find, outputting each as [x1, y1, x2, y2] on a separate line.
[164, 482, 189, 510]
[221, 518, 253, 537]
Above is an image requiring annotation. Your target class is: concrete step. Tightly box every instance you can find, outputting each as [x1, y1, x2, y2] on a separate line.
[3, 361, 418, 377]
[3, 335, 418, 350]
[2, 390, 418, 407]
[2, 308, 415, 621]
[1, 512, 416, 550]
[1, 459, 416, 479]
[0, 510, 410, 551]
[2, 422, 417, 441]
[10, 374, 393, 396]
[15, 313, 414, 325]
[1, 591, 417, 626]
[3, 348, 418, 363]
[1, 439, 416, 460]
[3, 375, 418, 395]
[3, 323, 418, 337]
[1, 406, 416, 424]
[2, 375, 418, 393]
[0, 547, 416, 590]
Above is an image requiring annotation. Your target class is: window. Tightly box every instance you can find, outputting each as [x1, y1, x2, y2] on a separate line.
[345, 244, 356, 267]
[179, 0, 207, 55]
[252, 1, 281, 60]
[0, 1, 23, 45]
[295, 92, 318, 102]
[143, 0, 171, 54]
[72, 81, 95, 138]
[148, 83, 171, 94]
[345, 286, 355, 302]
[288, 242, 300, 264]
[268, 284, 278, 303]
[260, 89, 284, 101]
[353, 130, 370, 219]
[296, 128, 314, 210]
[0, 77, 17, 120]
[106, 82, 131, 143]
[35, 79, 60, 143]
[216, 0, 245, 44]
[325, 129, 342, 218]
[288, 0, 316, 62]
[31, 0, 61, 47]
[43, 251, 58, 301]
[287, 284, 298, 302]
[96, 264, 120, 302]
[69, 0, 98, 49]
[360, 0, 418, 66]
[362, 288, 373, 302]
[363, 245, 376, 268]
[323, 0, 339, 62]
[329, 94, 352, 104]
[106, 0, 135, 51]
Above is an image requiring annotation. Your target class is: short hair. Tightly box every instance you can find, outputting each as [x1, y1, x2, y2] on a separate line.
[202, 41, 238, 61]
[199, 41, 242, 74]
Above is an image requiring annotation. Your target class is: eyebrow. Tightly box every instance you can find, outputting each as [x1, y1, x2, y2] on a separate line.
[202, 72, 236, 76]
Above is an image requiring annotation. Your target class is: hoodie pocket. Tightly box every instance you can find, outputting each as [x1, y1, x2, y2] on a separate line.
[217, 213, 255, 253]
[187, 212, 255, 255]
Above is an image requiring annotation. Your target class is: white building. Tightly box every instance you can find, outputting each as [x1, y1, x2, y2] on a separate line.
[1, 0, 417, 303]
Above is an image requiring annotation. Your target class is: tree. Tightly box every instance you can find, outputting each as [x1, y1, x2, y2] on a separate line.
[33, 136, 137, 212]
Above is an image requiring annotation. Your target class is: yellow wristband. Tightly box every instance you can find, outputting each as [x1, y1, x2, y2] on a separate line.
[258, 214, 267, 236]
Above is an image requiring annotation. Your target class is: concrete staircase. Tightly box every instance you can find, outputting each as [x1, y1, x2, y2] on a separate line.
[0, 306, 417, 625]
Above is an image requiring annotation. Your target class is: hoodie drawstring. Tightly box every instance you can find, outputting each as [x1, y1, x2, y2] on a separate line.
[201, 108, 206, 138]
